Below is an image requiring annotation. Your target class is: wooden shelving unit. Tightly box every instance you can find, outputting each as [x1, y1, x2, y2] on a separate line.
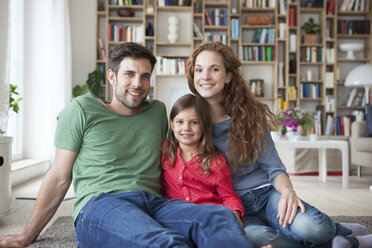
[95, 0, 371, 135]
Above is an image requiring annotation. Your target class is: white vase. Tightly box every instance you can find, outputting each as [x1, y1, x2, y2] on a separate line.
[167, 15, 179, 43]
[285, 126, 300, 141]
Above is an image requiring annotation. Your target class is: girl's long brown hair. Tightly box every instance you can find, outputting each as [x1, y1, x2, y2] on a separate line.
[187, 42, 276, 174]
[162, 94, 222, 174]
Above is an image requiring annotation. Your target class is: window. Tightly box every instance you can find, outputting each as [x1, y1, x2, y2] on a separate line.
[8, 0, 24, 160]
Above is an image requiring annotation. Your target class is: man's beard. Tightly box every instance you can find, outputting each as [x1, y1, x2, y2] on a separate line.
[115, 90, 147, 110]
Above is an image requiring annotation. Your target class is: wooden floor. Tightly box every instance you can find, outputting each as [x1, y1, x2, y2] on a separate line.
[0, 174, 371, 236]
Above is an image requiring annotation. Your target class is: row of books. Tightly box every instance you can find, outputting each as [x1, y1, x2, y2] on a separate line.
[251, 28, 276, 44]
[288, 86, 297, 100]
[156, 57, 188, 75]
[242, 46, 276, 62]
[246, 0, 276, 8]
[279, 0, 287, 15]
[337, 20, 371, 35]
[300, 46, 323, 63]
[231, 18, 240, 39]
[97, 38, 106, 60]
[158, 0, 189, 7]
[345, 88, 366, 107]
[325, 95, 335, 112]
[326, 115, 356, 136]
[204, 33, 228, 45]
[107, 24, 144, 42]
[312, 110, 322, 135]
[205, 9, 228, 26]
[109, 0, 142, 5]
[339, 0, 370, 11]
[300, 83, 322, 99]
[194, 0, 202, 13]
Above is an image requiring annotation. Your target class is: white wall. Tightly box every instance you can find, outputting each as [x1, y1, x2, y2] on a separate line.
[68, 0, 96, 90]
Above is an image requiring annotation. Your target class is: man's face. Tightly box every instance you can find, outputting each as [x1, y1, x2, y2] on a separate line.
[109, 57, 152, 113]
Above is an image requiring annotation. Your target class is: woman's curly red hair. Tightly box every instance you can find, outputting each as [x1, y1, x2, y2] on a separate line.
[187, 42, 276, 173]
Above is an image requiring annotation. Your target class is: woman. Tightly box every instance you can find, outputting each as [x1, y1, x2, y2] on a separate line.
[186, 42, 371, 248]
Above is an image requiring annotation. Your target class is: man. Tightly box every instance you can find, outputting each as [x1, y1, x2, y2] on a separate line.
[0, 43, 253, 247]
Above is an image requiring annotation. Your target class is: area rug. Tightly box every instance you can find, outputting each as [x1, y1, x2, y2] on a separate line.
[29, 216, 372, 247]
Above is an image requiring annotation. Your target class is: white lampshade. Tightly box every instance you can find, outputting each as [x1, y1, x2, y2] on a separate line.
[345, 64, 372, 87]
[345, 63, 372, 105]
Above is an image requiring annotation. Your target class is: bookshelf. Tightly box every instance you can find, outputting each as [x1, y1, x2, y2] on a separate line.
[95, 0, 371, 135]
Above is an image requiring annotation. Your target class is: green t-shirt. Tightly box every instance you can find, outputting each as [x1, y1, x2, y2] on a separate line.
[54, 93, 168, 220]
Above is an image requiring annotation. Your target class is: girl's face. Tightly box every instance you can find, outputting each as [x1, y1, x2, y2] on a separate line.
[171, 107, 202, 150]
[193, 51, 231, 102]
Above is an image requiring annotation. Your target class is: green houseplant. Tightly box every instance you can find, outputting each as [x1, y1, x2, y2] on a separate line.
[277, 108, 315, 135]
[0, 84, 23, 135]
[9, 83, 22, 114]
[301, 18, 320, 44]
[73, 67, 104, 98]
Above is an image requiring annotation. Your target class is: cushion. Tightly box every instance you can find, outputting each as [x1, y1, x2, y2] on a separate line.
[365, 104, 372, 137]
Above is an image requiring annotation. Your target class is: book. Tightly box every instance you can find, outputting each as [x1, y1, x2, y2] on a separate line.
[346, 88, 357, 107]
[205, 9, 213, 26]
[325, 72, 334, 88]
[327, 0, 336, 15]
[193, 23, 202, 38]
[289, 8, 295, 27]
[97, 38, 106, 60]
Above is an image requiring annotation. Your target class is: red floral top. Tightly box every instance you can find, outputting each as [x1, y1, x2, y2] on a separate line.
[161, 146, 244, 219]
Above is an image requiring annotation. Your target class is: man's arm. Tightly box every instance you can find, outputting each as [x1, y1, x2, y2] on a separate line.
[0, 148, 77, 247]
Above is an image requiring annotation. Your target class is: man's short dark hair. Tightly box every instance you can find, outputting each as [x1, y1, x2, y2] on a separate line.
[109, 42, 157, 75]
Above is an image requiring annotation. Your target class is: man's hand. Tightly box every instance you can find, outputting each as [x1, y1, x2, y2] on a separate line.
[0, 234, 33, 248]
[276, 187, 305, 228]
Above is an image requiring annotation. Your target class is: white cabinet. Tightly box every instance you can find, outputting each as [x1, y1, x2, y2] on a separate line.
[0, 136, 12, 217]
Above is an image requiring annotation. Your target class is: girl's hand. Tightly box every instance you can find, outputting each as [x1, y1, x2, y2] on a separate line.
[232, 210, 243, 226]
[276, 187, 305, 228]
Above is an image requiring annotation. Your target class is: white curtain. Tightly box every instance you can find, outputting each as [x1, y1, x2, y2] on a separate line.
[22, 0, 72, 162]
[0, 0, 10, 132]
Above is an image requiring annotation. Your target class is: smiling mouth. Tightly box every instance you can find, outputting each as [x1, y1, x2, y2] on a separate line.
[128, 90, 142, 96]
[181, 134, 193, 137]
[200, 83, 214, 89]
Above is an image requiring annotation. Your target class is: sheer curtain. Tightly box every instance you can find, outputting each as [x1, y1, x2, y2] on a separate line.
[22, 0, 72, 162]
[0, 0, 10, 132]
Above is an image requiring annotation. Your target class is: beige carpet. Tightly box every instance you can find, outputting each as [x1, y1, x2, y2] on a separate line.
[29, 216, 372, 248]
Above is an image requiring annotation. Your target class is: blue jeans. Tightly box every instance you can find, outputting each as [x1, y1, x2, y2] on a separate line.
[74, 190, 254, 248]
[241, 186, 358, 248]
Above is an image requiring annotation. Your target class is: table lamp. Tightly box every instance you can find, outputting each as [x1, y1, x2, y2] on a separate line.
[344, 63, 372, 106]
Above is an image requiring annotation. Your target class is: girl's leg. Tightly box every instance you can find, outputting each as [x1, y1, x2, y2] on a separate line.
[151, 194, 254, 248]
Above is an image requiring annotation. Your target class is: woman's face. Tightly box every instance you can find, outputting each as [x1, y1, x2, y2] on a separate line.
[193, 51, 231, 102]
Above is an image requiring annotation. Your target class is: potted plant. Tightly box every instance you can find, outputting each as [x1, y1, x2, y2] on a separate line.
[72, 67, 104, 98]
[0, 84, 23, 135]
[277, 108, 315, 136]
[301, 18, 320, 44]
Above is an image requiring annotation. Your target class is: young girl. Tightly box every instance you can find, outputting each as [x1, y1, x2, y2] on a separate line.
[186, 41, 372, 248]
[161, 94, 245, 226]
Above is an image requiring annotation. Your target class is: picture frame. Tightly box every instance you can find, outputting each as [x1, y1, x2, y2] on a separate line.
[249, 79, 264, 97]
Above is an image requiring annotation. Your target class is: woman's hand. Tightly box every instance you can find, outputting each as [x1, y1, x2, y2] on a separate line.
[276, 187, 305, 228]
[232, 210, 243, 226]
